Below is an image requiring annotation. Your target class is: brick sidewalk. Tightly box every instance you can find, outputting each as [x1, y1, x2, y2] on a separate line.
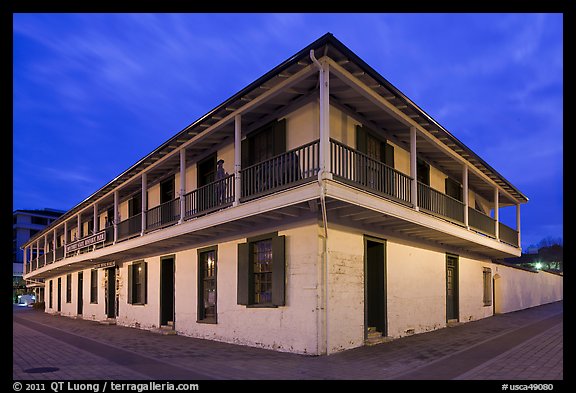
[13, 301, 563, 380]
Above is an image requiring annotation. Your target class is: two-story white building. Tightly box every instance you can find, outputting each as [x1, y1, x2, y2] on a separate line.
[22, 33, 562, 355]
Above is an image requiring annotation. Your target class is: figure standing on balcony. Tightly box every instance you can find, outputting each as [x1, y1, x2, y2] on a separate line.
[215, 159, 229, 205]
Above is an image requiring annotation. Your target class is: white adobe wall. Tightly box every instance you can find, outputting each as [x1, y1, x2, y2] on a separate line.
[116, 223, 320, 355]
[492, 264, 563, 314]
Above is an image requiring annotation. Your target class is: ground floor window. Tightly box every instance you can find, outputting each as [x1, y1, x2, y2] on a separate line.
[49, 280, 53, 309]
[128, 261, 147, 305]
[483, 267, 492, 306]
[198, 247, 217, 323]
[237, 232, 285, 307]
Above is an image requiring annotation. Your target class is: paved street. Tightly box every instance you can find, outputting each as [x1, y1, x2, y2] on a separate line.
[13, 301, 563, 381]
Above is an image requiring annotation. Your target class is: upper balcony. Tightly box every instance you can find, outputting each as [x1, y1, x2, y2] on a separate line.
[22, 34, 526, 279]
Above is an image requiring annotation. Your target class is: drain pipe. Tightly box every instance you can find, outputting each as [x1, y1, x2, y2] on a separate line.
[311, 49, 329, 355]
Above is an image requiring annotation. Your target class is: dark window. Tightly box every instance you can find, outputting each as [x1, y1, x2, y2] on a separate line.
[445, 177, 463, 202]
[241, 119, 286, 168]
[483, 268, 492, 306]
[128, 261, 147, 305]
[106, 207, 115, 227]
[198, 247, 217, 322]
[32, 216, 48, 225]
[128, 194, 142, 217]
[29, 229, 40, 238]
[90, 269, 98, 303]
[198, 154, 217, 187]
[417, 158, 430, 186]
[237, 233, 285, 307]
[160, 177, 175, 204]
[356, 125, 394, 167]
[66, 274, 72, 303]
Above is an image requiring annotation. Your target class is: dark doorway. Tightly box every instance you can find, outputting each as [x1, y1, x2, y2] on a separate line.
[57, 278, 61, 312]
[77, 272, 83, 315]
[105, 267, 116, 318]
[160, 257, 175, 327]
[446, 254, 459, 321]
[197, 154, 217, 213]
[365, 238, 386, 338]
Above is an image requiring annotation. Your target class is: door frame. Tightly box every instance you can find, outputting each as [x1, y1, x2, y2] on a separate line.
[106, 267, 116, 318]
[77, 271, 83, 315]
[446, 253, 459, 322]
[160, 255, 176, 327]
[363, 235, 387, 339]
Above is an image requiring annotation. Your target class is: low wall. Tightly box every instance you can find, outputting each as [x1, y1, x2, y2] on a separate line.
[493, 263, 563, 314]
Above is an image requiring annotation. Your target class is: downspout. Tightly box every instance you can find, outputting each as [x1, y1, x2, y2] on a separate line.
[311, 49, 329, 355]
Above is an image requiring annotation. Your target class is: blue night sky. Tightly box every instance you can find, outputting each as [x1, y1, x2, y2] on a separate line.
[12, 13, 563, 250]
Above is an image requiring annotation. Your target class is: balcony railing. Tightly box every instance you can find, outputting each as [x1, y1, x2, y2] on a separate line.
[55, 246, 65, 261]
[331, 139, 412, 205]
[118, 213, 142, 240]
[418, 182, 465, 224]
[468, 207, 496, 237]
[24, 140, 523, 274]
[146, 198, 180, 231]
[184, 174, 234, 219]
[241, 139, 319, 201]
[499, 222, 519, 247]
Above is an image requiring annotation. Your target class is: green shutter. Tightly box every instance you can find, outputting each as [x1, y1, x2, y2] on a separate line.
[445, 178, 463, 202]
[142, 261, 148, 305]
[384, 143, 394, 168]
[273, 119, 286, 156]
[127, 264, 133, 304]
[237, 242, 250, 305]
[272, 235, 286, 306]
[356, 125, 367, 154]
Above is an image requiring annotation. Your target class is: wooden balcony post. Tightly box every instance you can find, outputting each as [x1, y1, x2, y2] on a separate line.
[63, 221, 68, 257]
[22, 245, 27, 275]
[494, 187, 499, 240]
[77, 213, 81, 241]
[463, 165, 469, 228]
[319, 60, 331, 177]
[94, 203, 99, 233]
[234, 114, 241, 206]
[141, 173, 147, 235]
[179, 149, 186, 223]
[410, 126, 418, 210]
[113, 191, 119, 243]
[516, 203, 521, 248]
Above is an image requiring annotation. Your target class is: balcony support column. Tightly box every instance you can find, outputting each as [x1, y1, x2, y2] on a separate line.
[141, 173, 147, 236]
[44, 235, 48, 265]
[63, 221, 68, 257]
[35, 240, 39, 270]
[94, 203, 99, 233]
[494, 188, 499, 240]
[53, 228, 57, 259]
[114, 191, 119, 244]
[516, 203, 521, 249]
[410, 126, 418, 211]
[315, 57, 331, 178]
[179, 149, 186, 224]
[77, 213, 81, 241]
[23, 245, 28, 275]
[462, 165, 469, 229]
[234, 114, 241, 206]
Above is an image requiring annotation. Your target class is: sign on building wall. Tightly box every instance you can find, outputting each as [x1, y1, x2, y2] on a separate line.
[66, 231, 106, 253]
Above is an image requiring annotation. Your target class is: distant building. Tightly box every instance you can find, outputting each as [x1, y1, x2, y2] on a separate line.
[13, 208, 65, 302]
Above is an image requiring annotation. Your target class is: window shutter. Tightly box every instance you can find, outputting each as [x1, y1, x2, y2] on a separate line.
[127, 264, 133, 304]
[384, 143, 394, 168]
[237, 242, 250, 305]
[273, 119, 286, 156]
[356, 125, 367, 154]
[142, 261, 148, 305]
[272, 235, 286, 306]
[445, 178, 463, 202]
